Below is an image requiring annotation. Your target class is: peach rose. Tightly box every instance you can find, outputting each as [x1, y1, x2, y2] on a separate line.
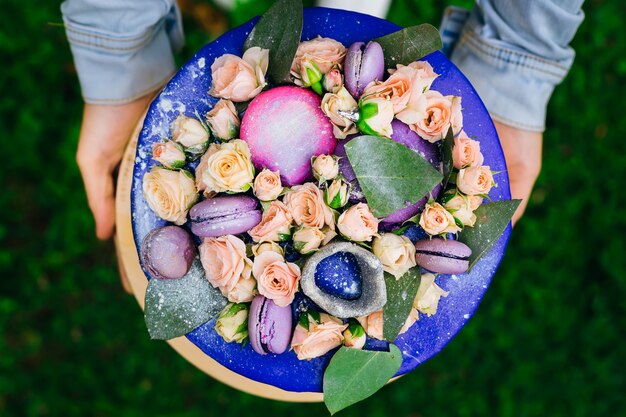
[453, 130, 484, 169]
[206, 99, 239, 141]
[312, 154, 339, 181]
[419, 202, 461, 236]
[284, 183, 335, 230]
[202, 139, 254, 193]
[152, 141, 185, 169]
[321, 87, 359, 139]
[142, 167, 198, 225]
[357, 310, 383, 340]
[414, 273, 448, 316]
[468, 195, 484, 211]
[404, 91, 462, 143]
[291, 312, 348, 360]
[292, 227, 326, 254]
[449, 95, 463, 136]
[209, 47, 268, 102]
[372, 233, 417, 279]
[252, 251, 300, 307]
[342, 321, 366, 349]
[194, 146, 215, 196]
[398, 308, 419, 335]
[171, 114, 209, 152]
[362, 65, 413, 114]
[248, 200, 293, 242]
[199, 235, 255, 302]
[323, 68, 343, 93]
[291, 36, 346, 83]
[457, 166, 494, 196]
[253, 168, 283, 201]
[444, 194, 477, 227]
[337, 203, 379, 242]
[393, 61, 438, 124]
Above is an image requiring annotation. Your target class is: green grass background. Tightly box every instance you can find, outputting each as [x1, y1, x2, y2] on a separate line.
[1, 0, 625, 415]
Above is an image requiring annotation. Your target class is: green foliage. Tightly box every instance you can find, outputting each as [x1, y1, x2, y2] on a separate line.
[374, 24, 443, 68]
[383, 270, 421, 341]
[1, 0, 625, 416]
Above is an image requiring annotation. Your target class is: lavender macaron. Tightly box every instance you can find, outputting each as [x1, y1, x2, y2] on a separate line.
[414, 238, 472, 274]
[189, 195, 262, 238]
[141, 225, 195, 280]
[248, 295, 293, 355]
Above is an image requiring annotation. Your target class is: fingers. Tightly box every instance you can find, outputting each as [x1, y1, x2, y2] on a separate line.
[77, 153, 116, 240]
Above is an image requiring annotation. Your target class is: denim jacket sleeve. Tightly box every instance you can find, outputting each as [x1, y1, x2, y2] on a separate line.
[61, 0, 184, 104]
[441, 1, 584, 132]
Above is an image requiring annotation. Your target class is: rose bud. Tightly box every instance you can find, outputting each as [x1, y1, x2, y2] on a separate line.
[372, 233, 417, 279]
[252, 241, 284, 257]
[325, 179, 349, 209]
[171, 114, 209, 155]
[215, 302, 249, 344]
[152, 141, 185, 169]
[444, 193, 477, 227]
[343, 319, 366, 349]
[300, 59, 324, 95]
[293, 227, 325, 255]
[414, 273, 448, 316]
[344, 41, 385, 98]
[323, 68, 343, 93]
[206, 99, 240, 141]
[321, 87, 359, 139]
[312, 154, 339, 182]
[356, 96, 394, 138]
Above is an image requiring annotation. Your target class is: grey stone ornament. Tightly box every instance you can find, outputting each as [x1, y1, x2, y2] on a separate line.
[144, 258, 228, 340]
[300, 242, 386, 318]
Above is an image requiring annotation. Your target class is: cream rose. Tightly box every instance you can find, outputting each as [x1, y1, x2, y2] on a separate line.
[293, 227, 325, 254]
[468, 195, 484, 211]
[372, 233, 417, 279]
[312, 154, 339, 181]
[321, 87, 359, 139]
[248, 200, 293, 243]
[325, 179, 349, 209]
[194, 146, 214, 196]
[291, 36, 347, 83]
[357, 310, 383, 340]
[142, 167, 198, 225]
[171, 114, 209, 151]
[419, 202, 461, 236]
[253, 168, 282, 201]
[404, 91, 457, 143]
[342, 321, 366, 349]
[453, 130, 484, 169]
[152, 141, 185, 169]
[357, 96, 394, 138]
[284, 183, 335, 230]
[202, 139, 254, 193]
[199, 235, 254, 301]
[291, 312, 348, 360]
[252, 251, 300, 307]
[457, 166, 494, 196]
[206, 99, 240, 141]
[215, 303, 249, 343]
[444, 194, 477, 227]
[398, 308, 419, 335]
[209, 47, 269, 102]
[414, 273, 448, 316]
[251, 241, 284, 257]
[337, 203, 379, 242]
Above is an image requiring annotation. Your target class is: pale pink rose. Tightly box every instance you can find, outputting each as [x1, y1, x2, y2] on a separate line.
[398, 308, 419, 335]
[419, 202, 461, 236]
[292, 227, 325, 254]
[202, 139, 254, 193]
[194, 144, 217, 196]
[252, 251, 300, 307]
[171, 114, 209, 149]
[449, 95, 463, 135]
[372, 233, 417, 279]
[312, 154, 339, 181]
[248, 200, 293, 243]
[342, 322, 366, 349]
[357, 310, 383, 340]
[206, 99, 240, 141]
[468, 195, 484, 211]
[453, 130, 484, 169]
[457, 166, 494, 196]
[362, 65, 413, 114]
[251, 241, 284, 257]
[444, 194, 476, 227]
[403, 90, 458, 143]
[337, 203, 379, 242]
[291, 313, 347, 360]
[394, 61, 439, 124]
[321, 87, 359, 139]
[414, 273, 448, 316]
[209, 47, 269, 102]
[291, 36, 347, 83]
[142, 167, 198, 225]
[228, 275, 257, 303]
[358, 96, 394, 138]
[284, 183, 335, 230]
[253, 168, 282, 201]
[323, 68, 343, 93]
[199, 235, 254, 299]
[152, 141, 185, 169]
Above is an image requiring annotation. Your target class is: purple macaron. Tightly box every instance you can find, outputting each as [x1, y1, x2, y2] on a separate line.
[189, 195, 262, 238]
[414, 238, 472, 274]
[141, 225, 195, 280]
[248, 295, 293, 355]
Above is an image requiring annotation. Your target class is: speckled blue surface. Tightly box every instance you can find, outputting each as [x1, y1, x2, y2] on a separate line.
[131, 8, 512, 393]
[315, 251, 363, 300]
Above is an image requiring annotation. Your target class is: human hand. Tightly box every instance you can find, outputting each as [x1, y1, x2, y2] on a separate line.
[494, 121, 543, 226]
[76, 94, 154, 240]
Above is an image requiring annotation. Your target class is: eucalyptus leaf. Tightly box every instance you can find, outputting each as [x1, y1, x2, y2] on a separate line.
[243, 0, 303, 84]
[383, 269, 421, 341]
[144, 259, 228, 340]
[345, 136, 443, 218]
[374, 24, 443, 68]
[323, 344, 403, 414]
[441, 126, 455, 191]
[457, 200, 521, 270]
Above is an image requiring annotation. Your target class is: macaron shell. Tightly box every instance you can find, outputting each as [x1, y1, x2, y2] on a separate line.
[191, 209, 262, 237]
[415, 253, 469, 275]
[263, 301, 292, 354]
[189, 195, 258, 220]
[414, 238, 472, 259]
[248, 296, 267, 355]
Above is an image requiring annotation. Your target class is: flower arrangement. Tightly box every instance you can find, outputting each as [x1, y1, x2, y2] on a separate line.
[138, 0, 519, 412]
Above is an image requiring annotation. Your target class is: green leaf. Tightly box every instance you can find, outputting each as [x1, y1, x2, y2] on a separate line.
[441, 126, 455, 191]
[374, 24, 443, 68]
[383, 269, 421, 341]
[243, 0, 303, 84]
[345, 136, 443, 218]
[457, 200, 521, 270]
[144, 260, 228, 340]
[323, 344, 403, 414]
